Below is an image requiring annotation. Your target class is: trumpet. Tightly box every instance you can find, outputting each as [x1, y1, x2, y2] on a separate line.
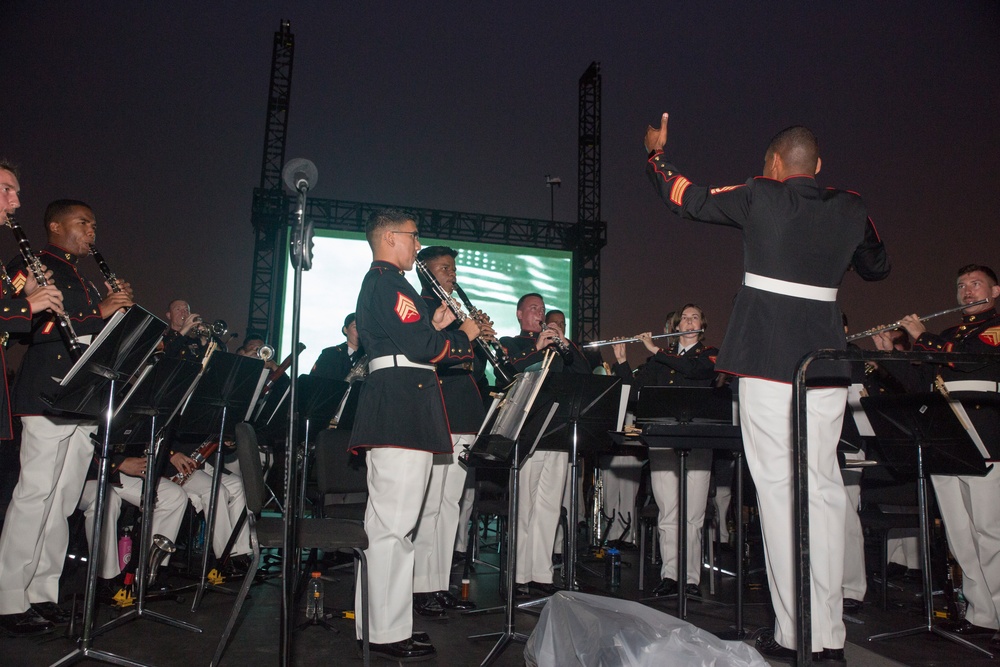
[415, 259, 515, 384]
[584, 329, 704, 348]
[256, 344, 274, 361]
[845, 299, 989, 342]
[190, 317, 228, 339]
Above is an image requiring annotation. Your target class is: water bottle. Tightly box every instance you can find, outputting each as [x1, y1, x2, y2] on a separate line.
[305, 571, 324, 620]
[117, 532, 133, 572]
[606, 548, 622, 589]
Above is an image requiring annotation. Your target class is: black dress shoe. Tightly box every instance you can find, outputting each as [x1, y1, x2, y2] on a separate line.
[528, 581, 560, 596]
[814, 647, 847, 664]
[412, 592, 447, 617]
[412, 631, 430, 644]
[684, 583, 701, 597]
[224, 554, 253, 578]
[29, 602, 75, 625]
[359, 638, 436, 662]
[433, 590, 476, 610]
[754, 632, 796, 663]
[942, 619, 995, 635]
[842, 597, 864, 614]
[652, 577, 678, 597]
[884, 562, 908, 579]
[0, 610, 54, 636]
[991, 631, 1000, 648]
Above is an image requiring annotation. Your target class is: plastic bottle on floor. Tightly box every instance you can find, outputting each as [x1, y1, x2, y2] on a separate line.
[305, 571, 324, 621]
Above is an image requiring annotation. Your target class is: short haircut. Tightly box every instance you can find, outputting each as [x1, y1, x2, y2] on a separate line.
[44, 199, 92, 236]
[545, 309, 564, 321]
[365, 208, 414, 247]
[417, 246, 457, 263]
[167, 298, 189, 311]
[343, 312, 356, 331]
[0, 159, 19, 179]
[766, 125, 819, 175]
[242, 333, 266, 348]
[517, 293, 543, 310]
[957, 264, 998, 285]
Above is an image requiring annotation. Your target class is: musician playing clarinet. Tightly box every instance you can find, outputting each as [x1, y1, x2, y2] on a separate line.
[873, 264, 1000, 647]
[645, 116, 890, 662]
[613, 304, 719, 598]
[0, 198, 133, 635]
[410, 245, 491, 616]
[348, 209, 479, 662]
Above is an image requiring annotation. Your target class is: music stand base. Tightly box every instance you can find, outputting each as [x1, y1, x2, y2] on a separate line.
[868, 624, 994, 659]
[469, 630, 531, 667]
[49, 647, 155, 667]
[94, 607, 202, 638]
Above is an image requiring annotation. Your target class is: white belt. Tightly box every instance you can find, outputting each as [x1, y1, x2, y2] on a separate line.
[943, 380, 1000, 393]
[367, 355, 436, 372]
[743, 272, 838, 302]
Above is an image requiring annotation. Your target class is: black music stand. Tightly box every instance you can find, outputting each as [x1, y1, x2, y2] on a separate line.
[47, 306, 167, 667]
[174, 352, 267, 612]
[463, 369, 558, 667]
[635, 386, 744, 634]
[534, 374, 624, 591]
[861, 393, 992, 658]
[90, 356, 204, 639]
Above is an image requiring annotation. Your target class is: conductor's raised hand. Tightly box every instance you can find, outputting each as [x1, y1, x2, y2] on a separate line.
[644, 112, 669, 153]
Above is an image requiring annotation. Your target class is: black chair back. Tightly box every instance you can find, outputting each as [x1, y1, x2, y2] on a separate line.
[235, 422, 267, 515]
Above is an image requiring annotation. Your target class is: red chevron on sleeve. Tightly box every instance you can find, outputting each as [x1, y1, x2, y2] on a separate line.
[670, 176, 691, 205]
[395, 292, 421, 323]
[978, 326, 1000, 346]
[709, 185, 744, 195]
[11, 271, 26, 294]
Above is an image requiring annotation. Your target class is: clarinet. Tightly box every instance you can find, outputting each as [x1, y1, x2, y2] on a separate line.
[5, 216, 84, 360]
[452, 281, 518, 382]
[415, 259, 514, 385]
[89, 243, 122, 293]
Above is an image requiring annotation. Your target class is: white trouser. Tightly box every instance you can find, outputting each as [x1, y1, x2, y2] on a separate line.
[413, 434, 472, 593]
[355, 447, 433, 643]
[887, 534, 920, 568]
[553, 456, 583, 555]
[598, 454, 643, 544]
[516, 450, 568, 584]
[453, 464, 477, 553]
[739, 378, 848, 653]
[716, 485, 733, 543]
[181, 465, 251, 558]
[77, 475, 188, 579]
[0, 416, 95, 613]
[648, 448, 712, 584]
[842, 482, 867, 601]
[931, 466, 1000, 629]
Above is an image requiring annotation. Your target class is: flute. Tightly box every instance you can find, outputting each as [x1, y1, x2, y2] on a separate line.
[846, 300, 989, 342]
[584, 329, 704, 349]
[5, 216, 84, 360]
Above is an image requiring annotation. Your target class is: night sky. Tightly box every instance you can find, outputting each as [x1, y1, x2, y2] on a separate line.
[3, 2, 999, 368]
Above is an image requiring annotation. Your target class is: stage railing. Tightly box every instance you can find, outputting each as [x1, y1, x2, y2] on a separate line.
[792, 347, 1000, 665]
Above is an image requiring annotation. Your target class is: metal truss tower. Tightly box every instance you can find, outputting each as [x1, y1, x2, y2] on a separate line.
[246, 19, 294, 342]
[575, 61, 602, 343]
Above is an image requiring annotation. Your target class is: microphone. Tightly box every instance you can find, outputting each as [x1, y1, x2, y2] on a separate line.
[282, 158, 318, 193]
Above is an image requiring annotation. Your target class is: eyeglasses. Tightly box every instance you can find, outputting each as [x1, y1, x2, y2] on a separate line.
[391, 230, 420, 240]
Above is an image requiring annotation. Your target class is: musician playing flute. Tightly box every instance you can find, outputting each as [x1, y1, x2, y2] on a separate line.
[613, 304, 719, 598]
[873, 265, 1000, 647]
[0, 199, 133, 635]
[645, 116, 890, 663]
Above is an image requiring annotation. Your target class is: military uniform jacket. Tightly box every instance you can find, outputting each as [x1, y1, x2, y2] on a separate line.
[647, 151, 890, 383]
[882, 308, 1000, 459]
[0, 285, 35, 438]
[500, 331, 591, 375]
[421, 291, 486, 434]
[311, 342, 364, 381]
[613, 341, 718, 400]
[348, 261, 476, 454]
[161, 329, 210, 361]
[8, 244, 106, 416]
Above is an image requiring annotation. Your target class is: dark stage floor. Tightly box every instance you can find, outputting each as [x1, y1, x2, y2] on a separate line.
[0, 538, 995, 666]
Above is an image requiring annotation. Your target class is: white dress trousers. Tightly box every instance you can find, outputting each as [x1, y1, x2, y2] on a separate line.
[181, 465, 251, 558]
[77, 474, 188, 579]
[0, 416, 96, 614]
[841, 481, 867, 601]
[648, 448, 713, 584]
[355, 447, 433, 643]
[739, 378, 848, 653]
[516, 449, 568, 584]
[931, 465, 1000, 630]
[413, 433, 472, 593]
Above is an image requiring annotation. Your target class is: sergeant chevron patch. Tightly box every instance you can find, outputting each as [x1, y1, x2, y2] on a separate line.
[395, 293, 421, 323]
[978, 326, 1000, 346]
[11, 271, 26, 294]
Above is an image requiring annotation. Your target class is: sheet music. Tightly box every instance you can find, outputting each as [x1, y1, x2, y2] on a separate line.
[848, 383, 875, 437]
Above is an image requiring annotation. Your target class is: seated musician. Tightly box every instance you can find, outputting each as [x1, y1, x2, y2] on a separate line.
[612, 304, 718, 597]
[311, 312, 365, 381]
[237, 334, 279, 372]
[161, 299, 211, 361]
